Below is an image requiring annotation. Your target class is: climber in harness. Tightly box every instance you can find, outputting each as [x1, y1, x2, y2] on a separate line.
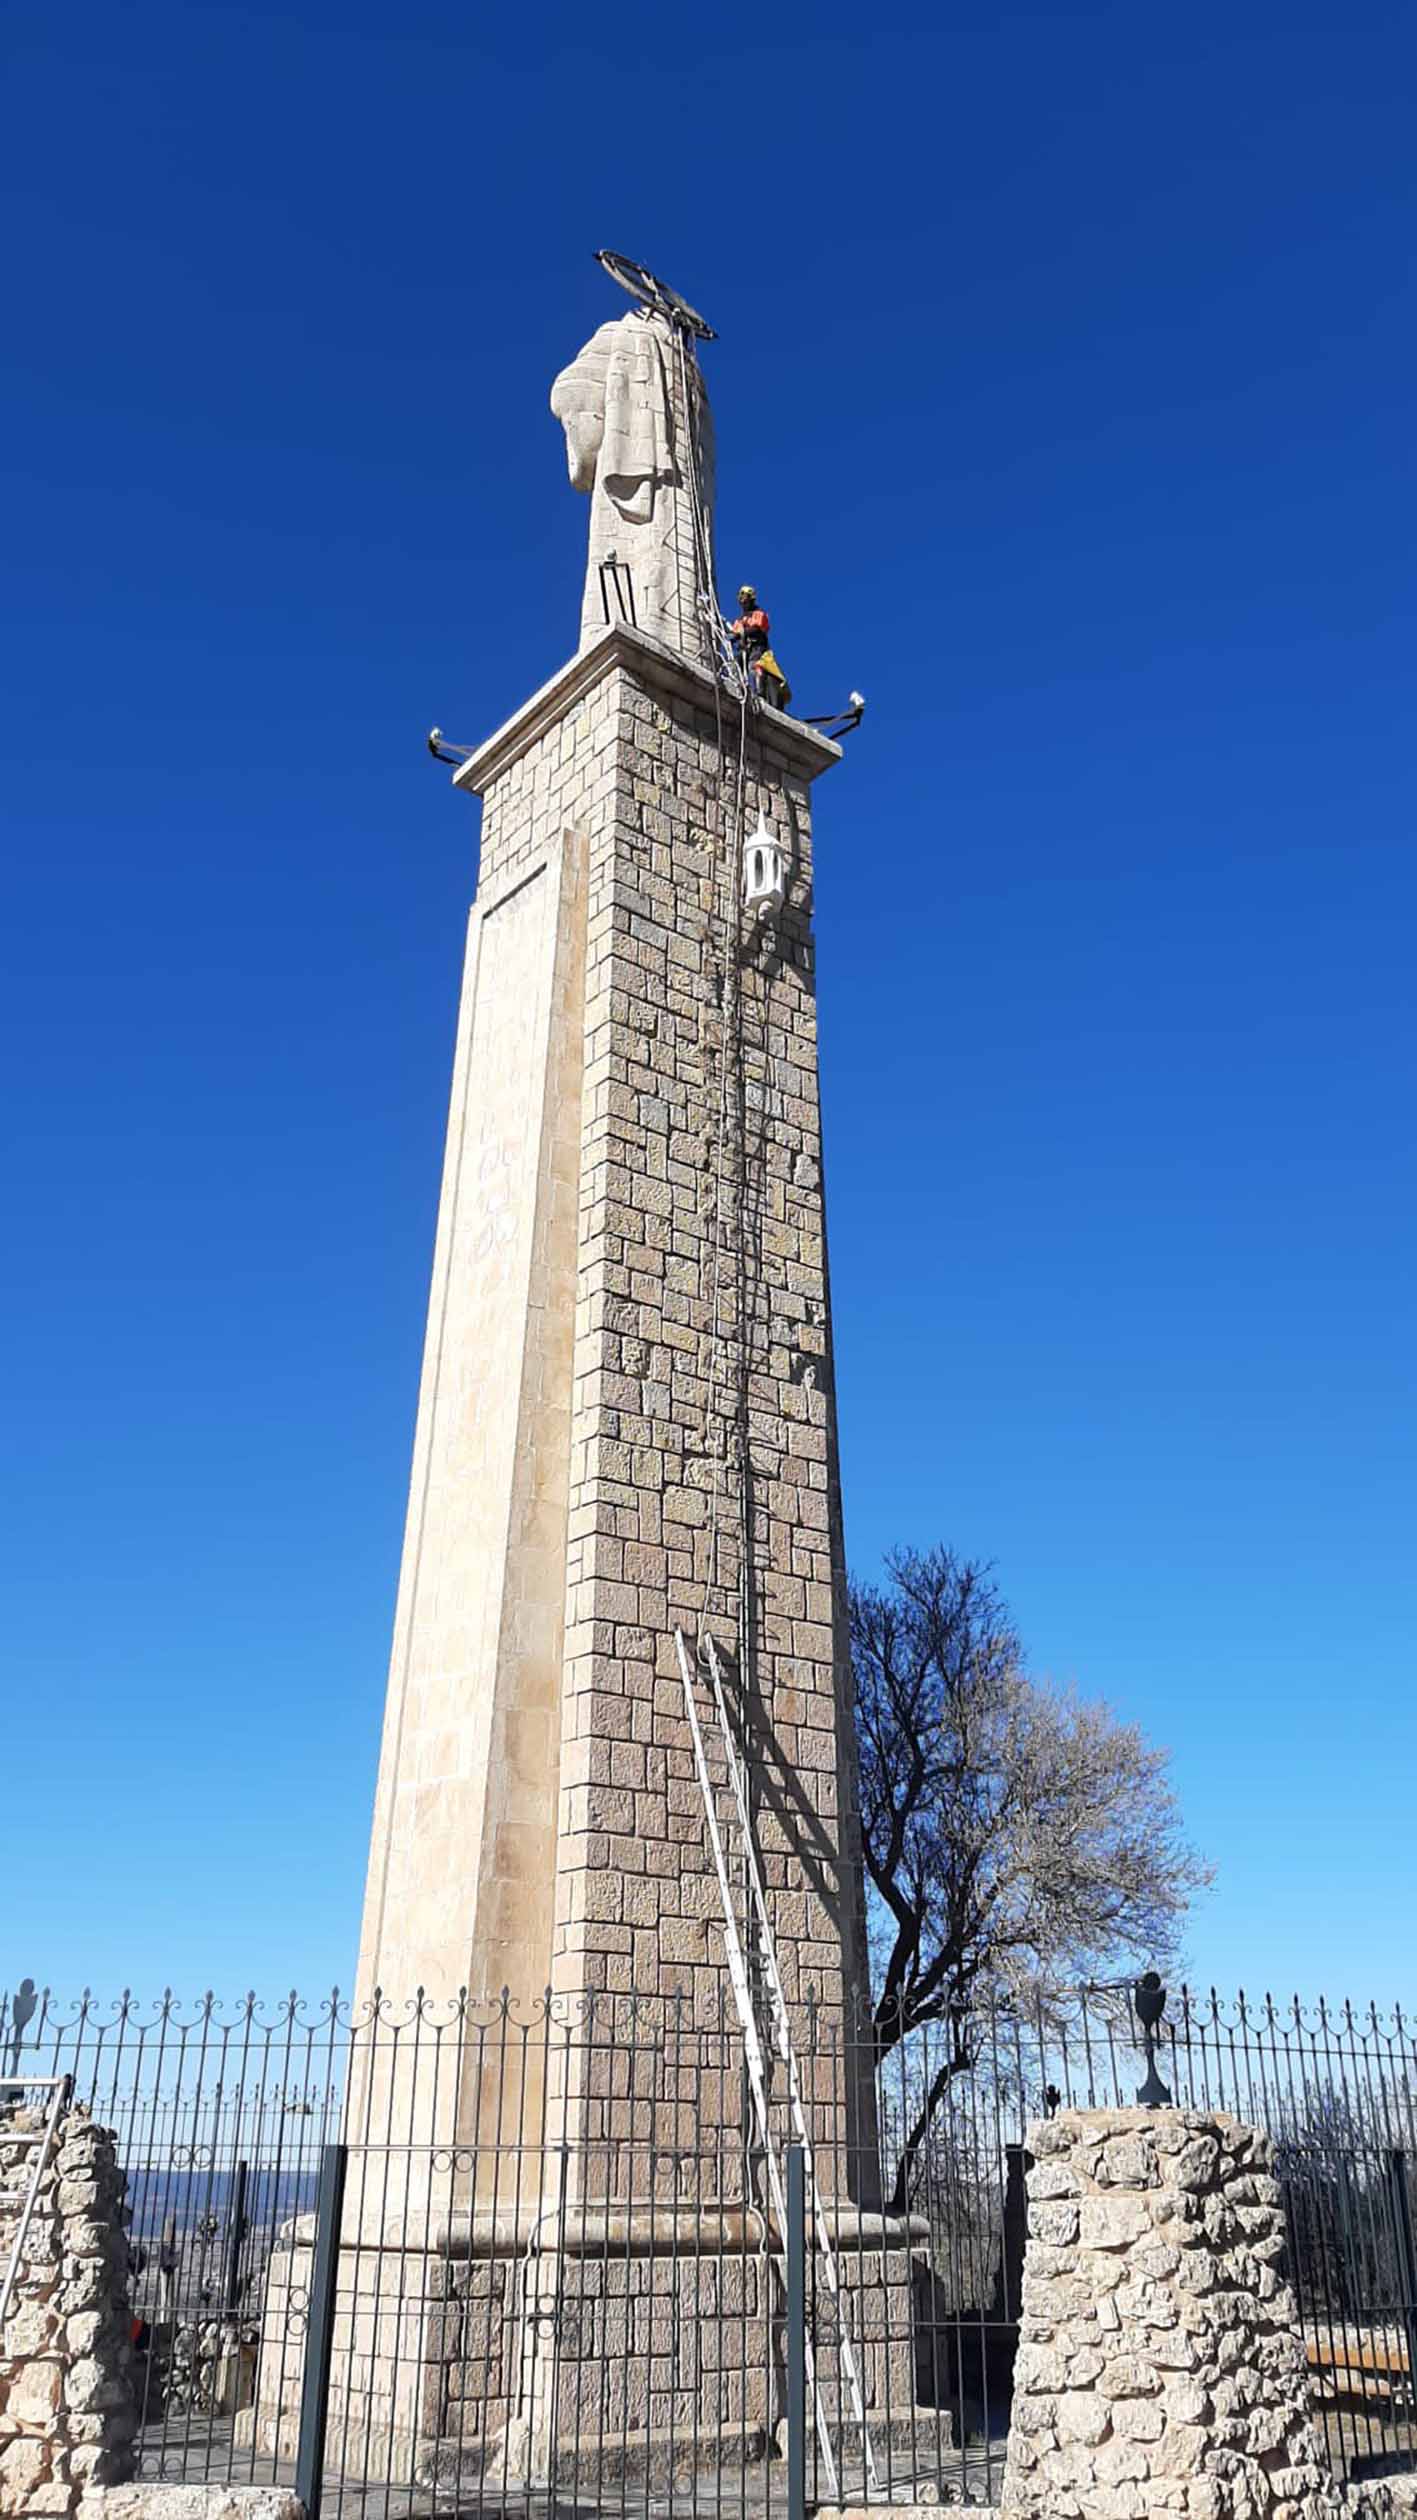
[729, 586, 792, 712]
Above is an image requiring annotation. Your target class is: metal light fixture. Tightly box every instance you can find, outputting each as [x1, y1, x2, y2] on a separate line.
[742, 810, 787, 918]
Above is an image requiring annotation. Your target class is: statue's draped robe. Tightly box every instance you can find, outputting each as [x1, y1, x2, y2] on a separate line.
[551, 311, 716, 664]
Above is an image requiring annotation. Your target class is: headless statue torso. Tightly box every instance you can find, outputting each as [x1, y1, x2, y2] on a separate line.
[551, 310, 716, 666]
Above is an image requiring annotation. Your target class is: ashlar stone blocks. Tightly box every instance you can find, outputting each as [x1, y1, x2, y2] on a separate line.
[355, 626, 874, 2095]
[326, 623, 905, 2489]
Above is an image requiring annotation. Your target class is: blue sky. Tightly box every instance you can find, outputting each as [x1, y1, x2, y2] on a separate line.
[4, 1, 1413, 2010]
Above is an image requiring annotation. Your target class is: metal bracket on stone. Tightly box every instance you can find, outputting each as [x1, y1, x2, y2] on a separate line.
[598, 552, 638, 628]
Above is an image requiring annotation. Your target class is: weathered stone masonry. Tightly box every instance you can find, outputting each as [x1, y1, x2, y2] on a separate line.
[1001, 2107, 1346, 2520]
[356, 625, 874, 2098]
[253, 629, 898, 2482]
[0, 2102, 135, 2516]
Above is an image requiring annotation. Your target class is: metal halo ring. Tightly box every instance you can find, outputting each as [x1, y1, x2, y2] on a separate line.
[594, 250, 717, 342]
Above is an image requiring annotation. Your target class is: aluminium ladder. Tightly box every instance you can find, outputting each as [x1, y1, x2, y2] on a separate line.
[0, 2074, 73, 2327]
[673, 1626, 879, 2497]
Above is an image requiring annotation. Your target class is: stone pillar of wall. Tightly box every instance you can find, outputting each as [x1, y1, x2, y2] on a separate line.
[0, 2101, 136, 2515]
[1002, 2106, 1342, 2520]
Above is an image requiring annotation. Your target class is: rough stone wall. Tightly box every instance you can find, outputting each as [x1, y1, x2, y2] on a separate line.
[0, 2102, 136, 2515]
[1002, 2106, 1344, 2520]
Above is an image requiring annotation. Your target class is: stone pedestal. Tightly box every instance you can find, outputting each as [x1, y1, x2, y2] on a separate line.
[244, 617, 931, 2481]
[245, 2199, 922, 2494]
[352, 623, 877, 2161]
[1002, 2106, 1344, 2520]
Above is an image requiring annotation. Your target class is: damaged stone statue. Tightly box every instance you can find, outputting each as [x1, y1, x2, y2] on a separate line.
[550, 309, 715, 664]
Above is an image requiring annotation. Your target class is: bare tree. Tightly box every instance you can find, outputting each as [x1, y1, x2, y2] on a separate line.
[851, 1546, 1209, 2205]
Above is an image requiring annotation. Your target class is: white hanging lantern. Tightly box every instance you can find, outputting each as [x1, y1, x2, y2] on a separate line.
[742, 811, 787, 918]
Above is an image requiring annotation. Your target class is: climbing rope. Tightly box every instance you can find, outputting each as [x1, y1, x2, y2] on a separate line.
[653, 313, 877, 2482]
[668, 320, 774, 2075]
[661, 319, 753, 1660]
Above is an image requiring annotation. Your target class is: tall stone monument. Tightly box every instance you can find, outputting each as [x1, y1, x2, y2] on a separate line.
[250, 266, 920, 2493]
[354, 268, 875, 2087]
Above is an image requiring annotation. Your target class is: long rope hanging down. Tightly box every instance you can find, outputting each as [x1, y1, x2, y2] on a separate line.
[667, 319, 755, 1681]
[665, 326, 884, 2489]
[669, 322, 766, 2034]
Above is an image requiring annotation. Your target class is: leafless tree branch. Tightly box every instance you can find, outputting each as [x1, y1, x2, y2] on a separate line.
[851, 1546, 1211, 2207]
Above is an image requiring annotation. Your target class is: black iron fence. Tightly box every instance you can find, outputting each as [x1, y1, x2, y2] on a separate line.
[4, 1982, 1417, 2513]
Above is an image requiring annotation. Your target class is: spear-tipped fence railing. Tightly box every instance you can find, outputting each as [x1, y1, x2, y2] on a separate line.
[3, 1982, 1416, 2511]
